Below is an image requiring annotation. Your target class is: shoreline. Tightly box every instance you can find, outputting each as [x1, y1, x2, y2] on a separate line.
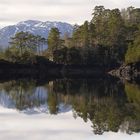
[0, 59, 140, 82]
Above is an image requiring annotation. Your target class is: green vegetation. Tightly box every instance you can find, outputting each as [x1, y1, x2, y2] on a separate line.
[0, 5, 139, 137]
[47, 28, 63, 60]
[0, 31, 47, 63]
[1, 78, 140, 134]
[125, 31, 140, 64]
[0, 6, 140, 67]
[47, 6, 140, 66]
[50, 79, 140, 135]
[125, 82, 140, 107]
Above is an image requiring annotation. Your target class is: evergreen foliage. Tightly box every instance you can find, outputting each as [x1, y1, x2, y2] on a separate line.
[0, 6, 140, 66]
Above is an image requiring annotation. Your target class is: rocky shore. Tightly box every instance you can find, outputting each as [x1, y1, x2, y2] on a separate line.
[1, 58, 140, 81]
[109, 62, 140, 81]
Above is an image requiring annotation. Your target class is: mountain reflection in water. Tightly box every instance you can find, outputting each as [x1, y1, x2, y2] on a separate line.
[0, 77, 140, 139]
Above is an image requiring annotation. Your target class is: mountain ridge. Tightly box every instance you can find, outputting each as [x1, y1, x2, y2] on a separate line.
[0, 20, 74, 49]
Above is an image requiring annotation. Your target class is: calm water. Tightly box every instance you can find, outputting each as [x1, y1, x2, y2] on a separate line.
[0, 77, 140, 140]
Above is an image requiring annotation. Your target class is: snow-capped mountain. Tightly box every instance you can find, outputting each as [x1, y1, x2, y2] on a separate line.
[0, 20, 74, 49]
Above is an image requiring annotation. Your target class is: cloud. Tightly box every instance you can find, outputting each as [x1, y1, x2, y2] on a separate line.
[0, 0, 140, 27]
[0, 107, 139, 140]
[0, 108, 94, 140]
[0, 0, 90, 6]
[93, 0, 140, 9]
[0, 0, 93, 27]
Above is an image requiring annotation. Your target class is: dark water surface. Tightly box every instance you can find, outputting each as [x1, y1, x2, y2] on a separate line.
[0, 77, 140, 140]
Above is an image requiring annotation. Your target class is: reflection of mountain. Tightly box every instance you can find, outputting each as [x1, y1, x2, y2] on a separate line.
[22, 103, 72, 115]
[0, 78, 140, 135]
[0, 82, 72, 114]
[0, 91, 15, 108]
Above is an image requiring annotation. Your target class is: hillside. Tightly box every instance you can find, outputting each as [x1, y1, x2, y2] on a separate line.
[0, 20, 73, 49]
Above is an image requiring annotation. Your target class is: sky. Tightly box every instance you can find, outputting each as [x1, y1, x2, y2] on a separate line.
[0, 107, 140, 140]
[0, 0, 140, 27]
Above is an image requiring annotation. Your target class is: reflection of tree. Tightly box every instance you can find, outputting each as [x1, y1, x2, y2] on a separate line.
[67, 80, 127, 135]
[46, 81, 59, 114]
[0, 80, 45, 110]
[125, 83, 140, 134]
[47, 92, 58, 114]
[49, 78, 140, 135]
[91, 98, 125, 134]
[0, 78, 140, 135]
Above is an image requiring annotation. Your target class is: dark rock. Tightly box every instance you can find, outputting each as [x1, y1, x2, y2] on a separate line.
[109, 62, 140, 81]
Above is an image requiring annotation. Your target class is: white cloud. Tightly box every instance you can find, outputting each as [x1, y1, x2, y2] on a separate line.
[0, 107, 93, 140]
[0, 0, 140, 27]
[93, 0, 140, 9]
[0, 0, 93, 27]
[0, 107, 140, 140]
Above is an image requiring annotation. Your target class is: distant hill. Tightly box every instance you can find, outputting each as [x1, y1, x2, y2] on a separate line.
[0, 20, 74, 49]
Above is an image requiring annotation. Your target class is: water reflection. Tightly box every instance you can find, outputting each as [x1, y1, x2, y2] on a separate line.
[0, 78, 140, 136]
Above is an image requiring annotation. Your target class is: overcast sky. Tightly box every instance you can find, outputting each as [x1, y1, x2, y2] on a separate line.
[0, 0, 140, 27]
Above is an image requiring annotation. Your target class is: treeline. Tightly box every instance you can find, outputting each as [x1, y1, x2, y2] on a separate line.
[0, 32, 47, 63]
[53, 47, 111, 66]
[0, 6, 140, 66]
[46, 6, 140, 65]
